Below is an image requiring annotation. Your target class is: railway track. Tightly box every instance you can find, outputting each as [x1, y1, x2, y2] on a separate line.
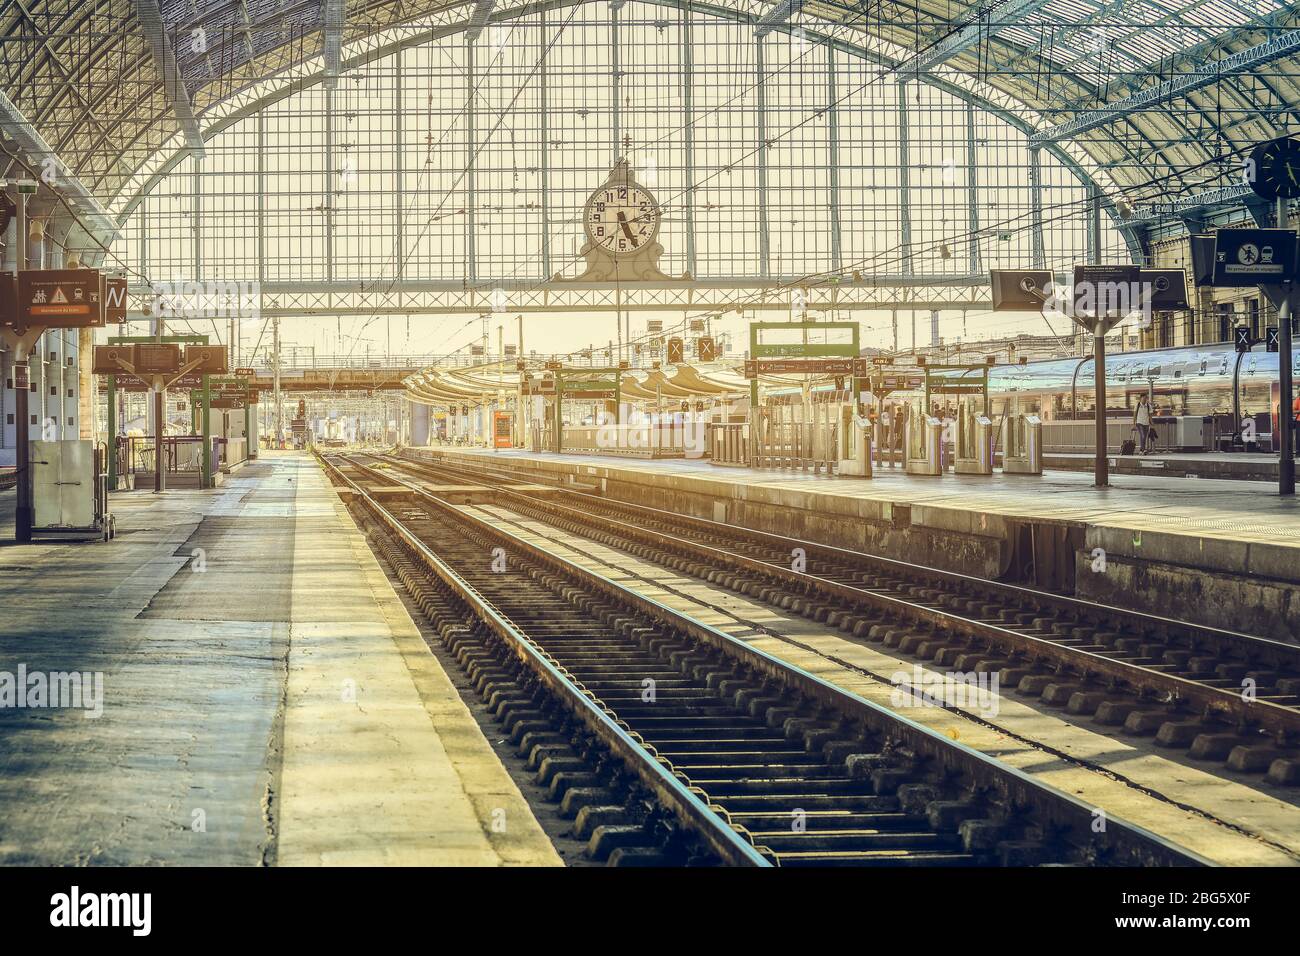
[324, 450, 1205, 867]
[368, 450, 1300, 787]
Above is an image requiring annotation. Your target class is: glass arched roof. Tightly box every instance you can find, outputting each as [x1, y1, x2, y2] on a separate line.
[1, 0, 1296, 217]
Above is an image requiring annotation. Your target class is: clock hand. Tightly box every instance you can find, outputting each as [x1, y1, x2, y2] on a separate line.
[617, 211, 638, 245]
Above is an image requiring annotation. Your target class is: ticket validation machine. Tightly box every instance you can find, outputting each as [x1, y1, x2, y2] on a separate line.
[1003, 413, 1043, 475]
[954, 399, 994, 475]
[905, 402, 944, 476]
[837, 407, 873, 477]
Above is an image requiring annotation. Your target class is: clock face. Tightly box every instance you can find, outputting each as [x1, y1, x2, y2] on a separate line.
[584, 182, 661, 257]
[1249, 137, 1300, 200]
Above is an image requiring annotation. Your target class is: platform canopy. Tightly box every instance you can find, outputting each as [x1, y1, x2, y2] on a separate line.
[404, 364, 521, 405]
[403, 358, 753, 407]
[4, 0, 1296, 245]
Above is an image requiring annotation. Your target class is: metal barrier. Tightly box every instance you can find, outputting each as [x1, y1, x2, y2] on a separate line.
[954, 402, 994, 475]
[1003, 413, 1043, 474]
[561, 421, 707, 459]
[874, 405, 906, 469]
[708, 422, 749, 466]
[904, 411, 944, 476]
[117, 435, 215, 483]
[751, 402, 839, 474]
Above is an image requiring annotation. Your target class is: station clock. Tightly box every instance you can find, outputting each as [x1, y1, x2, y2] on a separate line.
[1247, 135, 1300, 201]
[583, 167, 662, 258]
[562, 159, 673, 282]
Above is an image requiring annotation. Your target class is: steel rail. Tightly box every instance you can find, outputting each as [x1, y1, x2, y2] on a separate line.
[335, 452, 1211, 867]
[399, 449, 1296, 666]
[320, 451, 772, 867]
[380, 451, 1300, 740]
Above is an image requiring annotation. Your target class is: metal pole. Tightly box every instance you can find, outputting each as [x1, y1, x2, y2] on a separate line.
[153, 314, 165, 494]
[1089, 184, 1108, 488]
[1278, 198, 1296, 496]
[201, 374, 211, 488]
[273, 316, 282, 448]
[13, 189, 32, 541]
[13, 352, 31, 541]
[107, 374, 117, 488]
[516, 313, 525, 448]
[1094, 325, 1109, 488]
[154, 389, 164, 492]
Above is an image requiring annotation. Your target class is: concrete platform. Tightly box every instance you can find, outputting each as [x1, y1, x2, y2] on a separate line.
[0, 451, 560, 867]
[413, 446, 1300, 641]
[1032, 451, 1281, 483]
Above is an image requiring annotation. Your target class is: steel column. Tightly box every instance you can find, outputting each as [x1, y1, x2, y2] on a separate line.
[1028, 147, 1046, 270]
[539, 8, 552, 278]
[965, 100, 981, 275]
[898, 79, 913, 276]
[826, 40, 842, 274]
[1278, 197, 1295, 497]
[755, 35, 770, 278]
[680, 5, 697, 277]
[465, 36, 478, 283]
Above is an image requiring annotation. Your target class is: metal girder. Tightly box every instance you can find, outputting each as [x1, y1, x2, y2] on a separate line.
[908, 0, 1052, 75]
[1030, 28, 1300, 148]
[1124, 184, 1253, 227]
[121, 276, 993, 321]
[1027, 147, 1044, 269]
[466, 0, 497, 40]
[754, 0, 801, 37]
[0, 90, 119, 251]
[322, 0, 347, 88]
[135, 0, 207, 157]
[111, 0, 1125, 230]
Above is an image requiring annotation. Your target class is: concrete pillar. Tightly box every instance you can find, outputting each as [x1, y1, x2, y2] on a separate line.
[78, 327, 94, 442]
[409, 400, 430, 446]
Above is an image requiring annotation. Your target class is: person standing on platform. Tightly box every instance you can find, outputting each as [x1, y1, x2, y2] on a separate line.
[1292, 390, 1300, 454]
[1133, 395, 1152, 455]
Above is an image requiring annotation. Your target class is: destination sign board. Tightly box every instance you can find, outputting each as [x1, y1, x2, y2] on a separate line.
[743, 358, 868, 378]
[869, 374, 924, 396]
[104, 277, 128, 324]
[1213, 229, 1297, 287]
[101, 372, 204, 393]
[560, 377, 618, 395]
[18, 269, 104, 329]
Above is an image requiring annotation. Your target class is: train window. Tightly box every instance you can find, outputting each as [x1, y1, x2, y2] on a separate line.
[1149, 364, 1162, 378]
